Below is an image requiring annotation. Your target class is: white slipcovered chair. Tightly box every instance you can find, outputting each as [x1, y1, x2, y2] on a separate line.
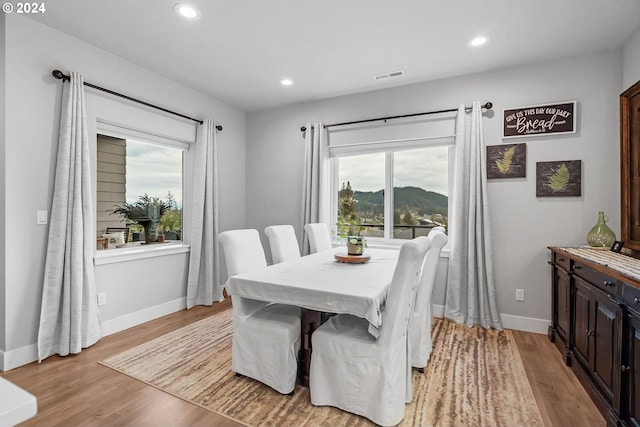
[309, 236, 431, 426]
[409, 227, 448, 371]
[304, 222, 333, 253]
[219, 229, 301, 395]
[264, 225, 301, 264]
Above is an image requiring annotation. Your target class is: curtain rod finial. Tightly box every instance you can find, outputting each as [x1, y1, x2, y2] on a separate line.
[484, 102, 493, 110]
[301, 126, 307, 132]
[52, 69, 68, 81]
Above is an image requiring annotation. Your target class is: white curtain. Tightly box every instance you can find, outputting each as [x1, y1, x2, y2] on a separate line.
[445, 101, 503, 330]
[301, 123, 329, 255]
[186, 120, 221, 307]
[37, 72, 103, 362]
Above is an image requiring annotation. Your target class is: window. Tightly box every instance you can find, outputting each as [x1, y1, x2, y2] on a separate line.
[329, 120, 454, 242]
[96, 132, 184, 249]
[392, 146, 449, 238]
[333, 140, 452, 242]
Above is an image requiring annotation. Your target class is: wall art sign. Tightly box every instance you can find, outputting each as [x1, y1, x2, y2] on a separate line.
[503, 101, 576, 138]
[536, 160, 581, 197]
[486, 143, 526, 179]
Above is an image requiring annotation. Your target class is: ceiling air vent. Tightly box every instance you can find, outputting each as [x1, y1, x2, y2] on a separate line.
[374, 70, 405, 81]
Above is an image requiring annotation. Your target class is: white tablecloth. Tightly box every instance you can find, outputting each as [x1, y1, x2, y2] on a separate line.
[225, 247, 399, 334]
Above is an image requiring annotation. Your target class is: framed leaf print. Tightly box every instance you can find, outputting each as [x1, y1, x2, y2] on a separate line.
[536, 160, 581, 197]
[487, 143, 526, 179]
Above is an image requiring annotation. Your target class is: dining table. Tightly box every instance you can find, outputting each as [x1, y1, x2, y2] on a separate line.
[225, 246, 400, 386]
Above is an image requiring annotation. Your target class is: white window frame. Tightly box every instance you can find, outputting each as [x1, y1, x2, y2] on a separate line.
[328, 134, 454, 254]
[94, 119, 192, 265]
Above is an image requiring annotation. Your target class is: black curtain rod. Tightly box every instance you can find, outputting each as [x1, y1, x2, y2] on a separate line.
[300, 102, 492, 133]
[51, 70, 223, 131]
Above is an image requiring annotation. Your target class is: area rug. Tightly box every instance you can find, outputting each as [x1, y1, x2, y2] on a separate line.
[100, 309, 544, 427]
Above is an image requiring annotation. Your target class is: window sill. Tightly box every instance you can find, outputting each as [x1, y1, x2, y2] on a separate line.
[94, 242, 190, 266]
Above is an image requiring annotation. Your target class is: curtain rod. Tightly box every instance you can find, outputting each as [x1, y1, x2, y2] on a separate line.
[51, 70, 223, 131]
[299, 102, 492, 133]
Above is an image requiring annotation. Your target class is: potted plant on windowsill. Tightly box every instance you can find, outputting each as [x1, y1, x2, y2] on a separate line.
[110, 194, 172, 244]
[336, 217, 368, 256]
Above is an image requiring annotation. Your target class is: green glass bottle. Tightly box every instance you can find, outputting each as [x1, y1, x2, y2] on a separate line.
[586, 211, 616, 247]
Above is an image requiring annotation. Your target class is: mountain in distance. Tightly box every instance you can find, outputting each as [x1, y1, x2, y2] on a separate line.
[354, 186, 448, 215]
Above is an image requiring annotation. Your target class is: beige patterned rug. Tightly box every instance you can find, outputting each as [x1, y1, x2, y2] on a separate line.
[100, 308, 544, 427]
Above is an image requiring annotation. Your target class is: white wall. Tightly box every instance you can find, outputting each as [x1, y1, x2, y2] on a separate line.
[623, 25, 640, 90]
[1, 15, 246, 370]
[0, 14, 7, 366]
[246, 49, 624, 333]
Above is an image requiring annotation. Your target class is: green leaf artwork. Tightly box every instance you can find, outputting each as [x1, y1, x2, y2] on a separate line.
[545, 163, 570, 192]
[495, 145, 516, 175]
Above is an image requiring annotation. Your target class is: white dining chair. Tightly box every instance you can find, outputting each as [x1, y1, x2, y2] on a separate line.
[309, 236, 431, 426]
[304, 223, 333, 253]
[218, 229, 301, 395]
[264, 225, 301, 264]
[409, 228, 448, 372]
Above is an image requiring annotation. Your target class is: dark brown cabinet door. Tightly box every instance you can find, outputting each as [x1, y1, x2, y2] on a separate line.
[627, 312, 640, 427]
[591, 290, 621, 408]
[574, 278, 592, 368]
[573, 277, 622, 411]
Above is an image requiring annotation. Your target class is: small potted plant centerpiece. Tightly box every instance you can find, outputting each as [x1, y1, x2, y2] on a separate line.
[336, 217, 368, 256]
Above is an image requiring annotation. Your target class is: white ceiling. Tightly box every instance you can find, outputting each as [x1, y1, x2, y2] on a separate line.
[26, 0, 640, 112]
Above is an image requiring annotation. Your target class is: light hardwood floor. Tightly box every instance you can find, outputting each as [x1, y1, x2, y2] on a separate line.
[1, 302, 605, 427]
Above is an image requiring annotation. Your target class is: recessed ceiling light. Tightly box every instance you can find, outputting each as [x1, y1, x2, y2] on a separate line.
[174, 3, 200, 19]
[468, 35, 489, 47]
[280, 78, 294, 86]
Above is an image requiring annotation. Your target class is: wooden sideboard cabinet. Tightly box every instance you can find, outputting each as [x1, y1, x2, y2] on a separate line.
[549, 247, 640, 427]
[549, 250, 571, 363]
[625, 308, 640, 427]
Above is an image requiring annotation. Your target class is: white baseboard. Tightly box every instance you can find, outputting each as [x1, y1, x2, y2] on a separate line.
[101, 297, 187, 336]
[500, 313, 550, 334]
[1, 343, 38, 372]
[1, 298, 187, 372]
[433, 304, 550, 334]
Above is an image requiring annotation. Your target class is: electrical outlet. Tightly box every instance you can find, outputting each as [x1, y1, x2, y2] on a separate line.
[515, 289, 525, 301]
[97, 292, 107, 306]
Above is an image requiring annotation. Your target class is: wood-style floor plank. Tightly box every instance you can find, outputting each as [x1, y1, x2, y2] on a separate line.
[1, 301, 243, 427]
[513, 329, 606, 427]
[1, 303, 604, 427]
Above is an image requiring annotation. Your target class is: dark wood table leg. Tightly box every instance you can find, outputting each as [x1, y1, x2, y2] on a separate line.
[297, 308, 322, 387]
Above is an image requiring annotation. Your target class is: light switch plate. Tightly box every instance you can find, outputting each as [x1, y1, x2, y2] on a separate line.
[37, 210, 48, 225]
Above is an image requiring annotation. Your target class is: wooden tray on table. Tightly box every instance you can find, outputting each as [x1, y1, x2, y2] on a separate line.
[335, 254, 371, 264]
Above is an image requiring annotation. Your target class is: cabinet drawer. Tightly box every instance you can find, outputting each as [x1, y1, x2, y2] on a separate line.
[623, 282, 640, 315]
[553, 252, 572, 271]
[573, 262, 620, 297]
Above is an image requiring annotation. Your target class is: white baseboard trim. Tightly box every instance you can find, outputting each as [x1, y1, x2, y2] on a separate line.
[1, 298, 187, 372]
[101, 297, 187, 336]
[1, 343, 38, 372]
[433, 304, 550, 335]
[500, 313, 550, 334]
